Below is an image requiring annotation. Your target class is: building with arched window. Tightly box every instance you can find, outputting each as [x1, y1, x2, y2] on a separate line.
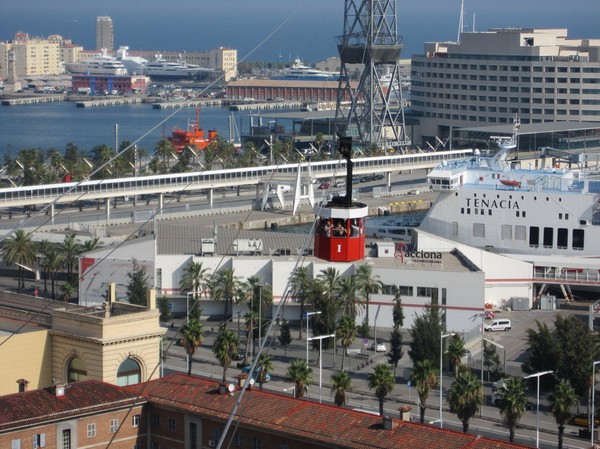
[0, 291, 165, 395]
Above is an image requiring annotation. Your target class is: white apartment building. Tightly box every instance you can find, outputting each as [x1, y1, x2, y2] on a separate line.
[411, 28, 600, 144]
[96, 16, 114, 51]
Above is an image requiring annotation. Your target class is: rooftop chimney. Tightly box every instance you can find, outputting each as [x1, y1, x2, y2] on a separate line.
[16, 379, 29, 392]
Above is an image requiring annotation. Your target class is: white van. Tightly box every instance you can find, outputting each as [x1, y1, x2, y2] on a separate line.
[484, 319, 511, 332]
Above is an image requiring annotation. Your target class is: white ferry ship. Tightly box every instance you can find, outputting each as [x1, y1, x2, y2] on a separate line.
[419, 120, 600, 258]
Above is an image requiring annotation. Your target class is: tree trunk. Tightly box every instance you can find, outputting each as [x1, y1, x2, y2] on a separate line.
[187, 356, 192, 375]
[462, 419, 469, 433]
[509, 426, 515, 442]
[378, 397, 384, 416]
[557, 426, 564, 449]
[419, 404, 426, 423]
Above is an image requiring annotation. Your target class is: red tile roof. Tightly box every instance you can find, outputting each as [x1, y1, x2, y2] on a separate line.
[0, 380, 146, 432]
[128, 374, 534, 449]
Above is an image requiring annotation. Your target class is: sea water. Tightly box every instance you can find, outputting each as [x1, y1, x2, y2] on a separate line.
[0, 101, 243, 157]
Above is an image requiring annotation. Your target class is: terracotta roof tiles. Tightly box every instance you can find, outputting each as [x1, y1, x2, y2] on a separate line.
[128, 374, 534, 449]
[0, 380, 146, 431]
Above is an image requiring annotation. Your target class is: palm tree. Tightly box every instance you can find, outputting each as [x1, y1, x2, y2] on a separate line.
[337, 276, 364, 319]
[60, 234, 82, 285]
[290, 266, 311, 339]
[331, 371, 352, 406]
[210, 267, 240, 324]
[287, 360, 313, 399]
[447, 335, 468, 376]
[181, 318, 205, 375]
[180, 261, 210, 320]
[60, 282, 74, 303]
[155, 138, 174, 174]
[356, 264, 383, 333]
[256, 353, 273, 391]
[336, 315, 357, 372]
[411, 359, 439, 423]
[212, 328, 240, 382]
[82, 237, 102, 252]
[368, 363, 395, 416]
[317, 267, 340, 304]
[548, 380, 577, 449]
[1, 229, 37, 292]
[447, 371, 484, 433]
[43, 249, 61, 299]
[498, 376, 528, 442]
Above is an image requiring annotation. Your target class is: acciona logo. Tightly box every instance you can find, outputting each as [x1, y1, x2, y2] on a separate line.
[403, 250, 442, 264]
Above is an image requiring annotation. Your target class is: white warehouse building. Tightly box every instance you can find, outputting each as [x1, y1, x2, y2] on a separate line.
[79, 223, 534, 335]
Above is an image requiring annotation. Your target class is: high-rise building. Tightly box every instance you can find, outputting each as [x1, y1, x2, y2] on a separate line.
[96, 16, 114, 51]
[0, 33, 62, 78]
[411, 28, 600, 145]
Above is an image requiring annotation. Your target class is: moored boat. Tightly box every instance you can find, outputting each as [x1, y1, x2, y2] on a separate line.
[168, 108, 218, 152]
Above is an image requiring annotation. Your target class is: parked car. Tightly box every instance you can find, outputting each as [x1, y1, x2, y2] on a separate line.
[372, 173, 384, 181]
[318, 182, 331, 190]
[484, 319, 511, 332]
[408, 189, 420, 195]
[241, 365, 271, 383]
[360, 175, 373, 183]
[484, 310, 495, 320]
[371, 342, 387, 352]
[570, 413, 600, 427]
[334, 179, 346, 187]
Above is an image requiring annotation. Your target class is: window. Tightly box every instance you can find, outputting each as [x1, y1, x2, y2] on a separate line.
[529, 226, 540, 247]
[12, 440, 21, 449]
[67, 357, 87, 382]
[117, 358, 141, 386]
[62, 430, 71, 449]
[473, 223, 485, 238]
[573, 229, 584, 250]
[190, 423, 198, 449]
[398, 286, 413, 296]
[132, 414, 140, 427]
[252, 438, 262, 449]
[110, 419, 119, 433]
[543, 227, 554, 248]
[152, 413, 160, 428]
[87, 424, 96, 438]
[168, 417, 176, 432]
[32, 435, 46, 449]
[416, 287, 433, 297]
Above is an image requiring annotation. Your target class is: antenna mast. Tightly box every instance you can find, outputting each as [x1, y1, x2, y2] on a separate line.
[457, 0, 464, 43]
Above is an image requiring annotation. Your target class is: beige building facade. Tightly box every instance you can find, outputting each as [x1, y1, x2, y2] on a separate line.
[411, 28, 600, 144]
[0, 291, 165, 395]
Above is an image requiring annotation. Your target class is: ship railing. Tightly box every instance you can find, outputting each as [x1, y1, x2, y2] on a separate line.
[533, 266, 600, 284]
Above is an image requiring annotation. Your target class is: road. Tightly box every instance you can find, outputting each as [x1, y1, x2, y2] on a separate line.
[160, 311, 591, 449]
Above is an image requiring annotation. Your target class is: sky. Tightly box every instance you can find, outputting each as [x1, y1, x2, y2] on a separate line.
[1, 0, 599, 62]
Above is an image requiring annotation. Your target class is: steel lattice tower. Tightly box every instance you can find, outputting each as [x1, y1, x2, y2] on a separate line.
[335, 0, 408, 152]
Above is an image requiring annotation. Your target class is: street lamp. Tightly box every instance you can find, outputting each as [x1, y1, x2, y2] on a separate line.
[306, 311, 321, 363]
[592, 360, 600, 447]
[307, 333, 335, 403]
[524, 370, 553, 448]
[439, 332, 455, 428]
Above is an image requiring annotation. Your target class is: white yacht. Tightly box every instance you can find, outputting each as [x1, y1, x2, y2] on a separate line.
[272, 58, 340, 81]
[65, 49, 128, 76]
[141, 55, 214, 80]
[115, 46, 148, 76]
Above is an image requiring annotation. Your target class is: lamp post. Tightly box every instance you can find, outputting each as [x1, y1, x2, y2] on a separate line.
[307, 333, 335, 403]
[592, 360, 600, 447]
[306, 311, 321, 364]
[524, 370, 553, 448]
[439, 332, 455, 428]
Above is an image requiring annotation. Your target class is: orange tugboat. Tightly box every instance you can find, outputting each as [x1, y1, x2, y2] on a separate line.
[168, 108, 218, 153]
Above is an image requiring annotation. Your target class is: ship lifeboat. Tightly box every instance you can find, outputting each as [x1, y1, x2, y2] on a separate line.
[500, 179, 521, 188]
